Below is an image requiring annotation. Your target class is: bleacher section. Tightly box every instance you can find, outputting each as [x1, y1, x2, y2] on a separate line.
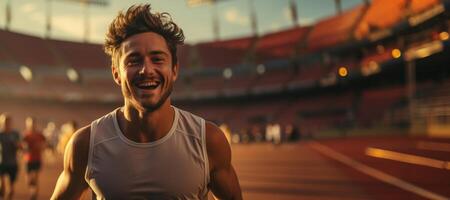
[0, 0, 449, 135]
[307, 5, 367, 51]
[0, 31, 60, 67]
[355, 0, 408, 39]
[410, 0, 441, 15]
[49, 40, 109, 69]
[255, 26, 310, 62]
[357, 86, 406, 127]
[195, 36, 254, 68]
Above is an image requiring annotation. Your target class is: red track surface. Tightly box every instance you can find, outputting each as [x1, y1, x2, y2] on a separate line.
[316, 136, 450, 200]
[8, 135, 450, 200]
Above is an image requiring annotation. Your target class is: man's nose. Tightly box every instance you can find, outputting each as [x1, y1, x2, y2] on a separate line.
[139, 58, 156, 75]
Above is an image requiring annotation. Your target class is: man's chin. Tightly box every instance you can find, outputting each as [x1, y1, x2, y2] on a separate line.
[141, 103, 162, 111]
[138, 99, 165, 111]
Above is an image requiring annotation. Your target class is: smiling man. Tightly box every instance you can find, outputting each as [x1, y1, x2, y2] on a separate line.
[51, 4, 242, 200]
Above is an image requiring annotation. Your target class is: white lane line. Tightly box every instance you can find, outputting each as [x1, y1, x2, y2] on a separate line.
[309, 141, 449, 200]
[366, 147, 449, 170]
[417, 141, 450, 152]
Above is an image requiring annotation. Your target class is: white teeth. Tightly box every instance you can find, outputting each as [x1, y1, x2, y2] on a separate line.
[137, 81, 159, 87]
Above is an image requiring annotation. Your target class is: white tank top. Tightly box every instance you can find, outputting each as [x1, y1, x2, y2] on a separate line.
[85, 107, 210, 200]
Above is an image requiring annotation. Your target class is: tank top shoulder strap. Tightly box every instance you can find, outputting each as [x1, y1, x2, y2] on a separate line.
[173, 107, 210, 187]
[85, 108, 120, 183]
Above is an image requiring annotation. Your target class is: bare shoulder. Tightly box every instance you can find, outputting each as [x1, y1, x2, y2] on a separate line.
[64, 125, 91, 170]
[204, 122, 243, 199]
[51, 125, 91, 199]
[70, 126, 91, 152]
[205, 121, 229, 150]
[205, 121, 231, 170]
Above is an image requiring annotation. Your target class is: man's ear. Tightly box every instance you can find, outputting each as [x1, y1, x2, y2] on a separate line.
[112, 66, 121, 85]
[172, 63, 179, 82]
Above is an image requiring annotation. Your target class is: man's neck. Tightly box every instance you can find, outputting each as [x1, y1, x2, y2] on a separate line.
[119, 101, 175, 143]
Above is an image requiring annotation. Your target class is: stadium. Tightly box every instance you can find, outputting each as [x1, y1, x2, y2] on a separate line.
[0, 0, 449, 199]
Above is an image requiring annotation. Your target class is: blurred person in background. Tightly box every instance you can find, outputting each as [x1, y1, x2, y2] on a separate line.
[51, 4, 242, 200]
[285, 123, 300, 142]
[0, 113, 21, 200]
[22, 117, 46, 200]
[56, 121, 77, 155]
[250, 124, 263, 142]
[266, 121, 281, 144]
[43, 121, 58, 155]
[219, 122, 232, 144]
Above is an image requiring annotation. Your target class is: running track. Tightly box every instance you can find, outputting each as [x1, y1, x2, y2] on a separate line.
[8, 135, 450, 200]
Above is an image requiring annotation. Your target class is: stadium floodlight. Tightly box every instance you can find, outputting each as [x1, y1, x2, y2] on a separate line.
[223, 68, 233, 79]
[439, 32, 449, 41]
[186, 0, 213, 7]
[256, 64, 265, 75]
[186, 0, 226, 7]
[66, 68, 80, 83]
[391, 49, 402, 59]
[56, 0, 109, 6]
[404, 41, 443, 61]
[338, 66, 348, 78]
[19, 65, 33, 82]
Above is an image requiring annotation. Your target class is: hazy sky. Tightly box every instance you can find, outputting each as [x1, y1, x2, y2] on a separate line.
[0, 0, 363, 44]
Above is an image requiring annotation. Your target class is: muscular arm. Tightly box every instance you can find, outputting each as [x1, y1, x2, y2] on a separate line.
[51, 126, 90, 200]
[206, 122, 242, 200]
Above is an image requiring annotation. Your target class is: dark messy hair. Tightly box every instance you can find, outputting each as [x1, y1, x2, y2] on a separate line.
[104, 4, 185, 68]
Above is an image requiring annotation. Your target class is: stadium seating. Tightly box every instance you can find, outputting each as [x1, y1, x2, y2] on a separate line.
[0, 45, 12, 63]
[184, 104, 236, 124]
[223, 73, 256, 94]
[361, 46, 396, 67]
[191, 75, 226, 92]
[355, 0, 408, 39]
[357, 86, 406, 126]
[290, 64, 327, 85]
[0, 0, 448, 134]
[255, 26, 310, 62]
[277, 93, 354, 129]
[410, 0, 440, 15]
[0, 30, 59, 67]
[49, 40, 109, 69]
[227, 100, 285, 129]
[178, 44, 192, 68]
[307, 5, 367, 51]
[252, 68, 295, 91]
[195, 36, 255, 68]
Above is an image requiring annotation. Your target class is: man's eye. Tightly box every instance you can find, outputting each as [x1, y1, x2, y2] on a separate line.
[127, 59, 141, 66]
[152, 57, 164, 63]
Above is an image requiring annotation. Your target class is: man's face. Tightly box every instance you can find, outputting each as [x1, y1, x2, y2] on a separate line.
[113, 32, 178, 111]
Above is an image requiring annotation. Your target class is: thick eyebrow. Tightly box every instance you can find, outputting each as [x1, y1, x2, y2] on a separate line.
[122, 50, 170, 60]
[125, 52, 141, 58]
[148, 50, 169, 57]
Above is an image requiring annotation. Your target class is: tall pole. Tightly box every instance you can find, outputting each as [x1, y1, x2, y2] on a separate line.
[54, 0, 108, 42]
[5, 0, 11, 30]
[406, 60, 416, 133]
[248, 0, 257, 37]
[83, 1, 90, 43]
[211, 1, 219, 41]
[290, 0, 298, 27]
[334, 0, 342, 15]
[45, 0, 52, 39]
